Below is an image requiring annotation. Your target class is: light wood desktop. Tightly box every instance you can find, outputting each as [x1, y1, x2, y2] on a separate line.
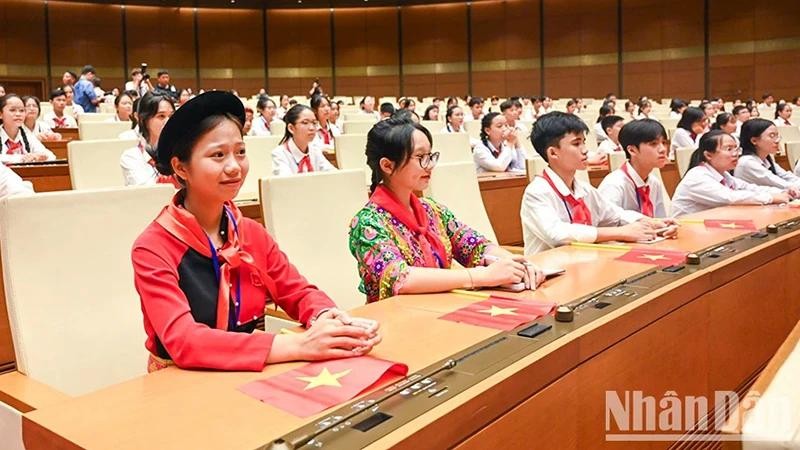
[16, 205, 800, 450]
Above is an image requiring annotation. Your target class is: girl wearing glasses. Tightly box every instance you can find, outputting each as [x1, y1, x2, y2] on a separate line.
[348, 117, 544, 303]
[734, 118, 800, 196]
[472, 112, 526, 174]
[272, 104, 336, 176]
[670, 130, 790, 217]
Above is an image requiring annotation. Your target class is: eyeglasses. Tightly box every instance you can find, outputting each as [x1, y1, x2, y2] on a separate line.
[413, 152, 440, 169]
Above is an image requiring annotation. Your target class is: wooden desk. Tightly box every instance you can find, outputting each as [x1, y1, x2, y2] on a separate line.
[51, 128, 78, 142]
[9, 162, 71, 192]
[41, 140, 69, 160]
[20, 205, 800, 449]
[477, 172, 528, 246]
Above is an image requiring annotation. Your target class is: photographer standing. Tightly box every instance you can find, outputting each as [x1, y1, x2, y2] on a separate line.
[125, 67, 152, 98]
[151, 70, 178, 100]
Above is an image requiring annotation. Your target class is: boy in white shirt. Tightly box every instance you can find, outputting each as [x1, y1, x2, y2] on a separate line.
[42, 89, 78, 129]
[520, 112, 667, 255]
[599, 119, 677, 220]
[589, 115, 624, 165]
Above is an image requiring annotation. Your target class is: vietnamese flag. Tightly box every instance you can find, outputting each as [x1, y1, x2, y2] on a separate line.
[616, 248, 687, 267]
[239, 356, 408, 417]
[439, 296, 556, 331]
[704, 219, 757, 231]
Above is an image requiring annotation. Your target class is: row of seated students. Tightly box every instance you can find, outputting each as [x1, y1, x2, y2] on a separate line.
[1, 89, 798, 373]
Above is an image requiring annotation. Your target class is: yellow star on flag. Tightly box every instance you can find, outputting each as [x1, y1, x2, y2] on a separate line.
[639, 254, 667, 261]
[719, 222, 741, 229]
[297, 367, 351, 390]
[478, 305, 518, 317]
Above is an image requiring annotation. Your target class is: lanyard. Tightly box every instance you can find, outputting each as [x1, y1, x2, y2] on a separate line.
[205, 206, 242, 330]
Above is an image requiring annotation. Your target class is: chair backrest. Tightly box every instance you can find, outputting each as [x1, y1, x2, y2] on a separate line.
[77, 113, 117, 123]
[777, 126, 800, 153]
[269, 120, 286, 138]
[343, 121, 376, 135]
[425, 162, 497, 242]
[609, 151, 627, 170]
[78, 121, 131, 140]
[334, 134, 371, 185]
[525, 157, 589, 183]
[344, 113, 377, 122]
[431, 132, 472, 164]
[675, 146, 695, 177]
[98, 103, 116, 114]
[786, 141, 800, 171]
[68, 138, 138, 189]
[259, 170, 368, 310]
[237, 135, 280, 201]
[420, 120, 442, 132]
[0, 185, 174, 396]
[464, 120, 482, 140]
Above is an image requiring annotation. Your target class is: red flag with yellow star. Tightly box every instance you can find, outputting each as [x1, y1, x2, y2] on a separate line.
[439, 296, 556, 330]
[239, 356, 408, 417]
[616, 248, 687, 267]
[704, 219, 757, 231]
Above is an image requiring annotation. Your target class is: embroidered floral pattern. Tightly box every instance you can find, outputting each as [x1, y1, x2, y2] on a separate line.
[348, 197, 490, 303]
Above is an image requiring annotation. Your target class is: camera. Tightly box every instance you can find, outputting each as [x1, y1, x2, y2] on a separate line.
[141, 63, 150, 80]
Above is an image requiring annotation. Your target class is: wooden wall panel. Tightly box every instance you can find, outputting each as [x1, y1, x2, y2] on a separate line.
[126, 6, 197, 91]
[709, 0, 800, 101]
[0, 0, 47, 88]
[621, 0, 704, 101]
[402, 3, 468, 97]
[543, 0, 617, 99]
[48, 2, 125, 93]
[267, 9, 331, 96]
[197, 8, 264, 94]
[333, 7, 399, 96]
[470, 0, 540, 97]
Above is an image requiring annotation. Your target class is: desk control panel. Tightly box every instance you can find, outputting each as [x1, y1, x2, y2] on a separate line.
[262, 219, 800, 450]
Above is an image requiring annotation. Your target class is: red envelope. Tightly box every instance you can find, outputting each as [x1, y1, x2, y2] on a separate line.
[704, 219, 757, 231]
[439, 296, 556, 330]
[616, 248, 687, 267]
[239, 356, 408, 417]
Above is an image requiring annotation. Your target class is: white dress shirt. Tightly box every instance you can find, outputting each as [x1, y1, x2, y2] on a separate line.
[521, 166, 645, 255]
[24, 120, 52, 136]
[594, 122, 608, 143]
[0, 127, 56, 164]
[734, 154, 800, 190]
[118, 127, 139, 140]
[310, 122, 341, 153]
[671, 164, 780, 217]
[669, 128, 699, 160]
[250, 116, 278, 137]
[596, 138, 623, 155]
[670, 111, 682, 119]
[0, 164, 33, 198]
[271, 138, 336, 176]
[120, 141, 161, 186]
[41, 111, 77, 129]
[598, 162, 669, 218]
[472, 139, 525, 174]
[774, 118, 794, 127]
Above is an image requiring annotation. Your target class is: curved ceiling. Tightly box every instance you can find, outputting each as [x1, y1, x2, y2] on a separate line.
[52, 0, 477, 9]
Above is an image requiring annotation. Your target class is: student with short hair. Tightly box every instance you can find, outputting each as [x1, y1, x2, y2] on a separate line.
[590, 115, 625, 163]
[670, 106, 708, 160]
[464, 97, 484, 122]
[379, 102, 395, 120]
[310, 95, 341, 153]
[734, 118, 800, 194]
[21, 95, 59, 141]
[42, 88, 78, 129]
[671, 130, 789, 217]
[0, 94, 56, 163]
[108, 92, 134, 122]
[348, 116, 543, 303]
[272, 104, 336, 176]
[500, 99, 527, 134]
[670, 99, 687, 118]
[732, 105, 751, 138]
[472, 112, 525, 174]
[120, 93, 178, 186]
[773, 102, 794, 126]
[599, 119, 676, 219]
[520, 112, 665, 255]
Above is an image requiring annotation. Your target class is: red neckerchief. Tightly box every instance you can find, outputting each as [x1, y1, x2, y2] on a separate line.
[53, 116, 67, 127]
[154, 191, 278, 330]
[541, 170, 593, 225]
[785, 119, 792, 126]
[318, 124, 331, 145]
[262, 116, 271, 132]
[5, 139, 23, 155]
[620, 163, 654, 217]
[285, 142, 313, 173]
[370, 185, 447, 268]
